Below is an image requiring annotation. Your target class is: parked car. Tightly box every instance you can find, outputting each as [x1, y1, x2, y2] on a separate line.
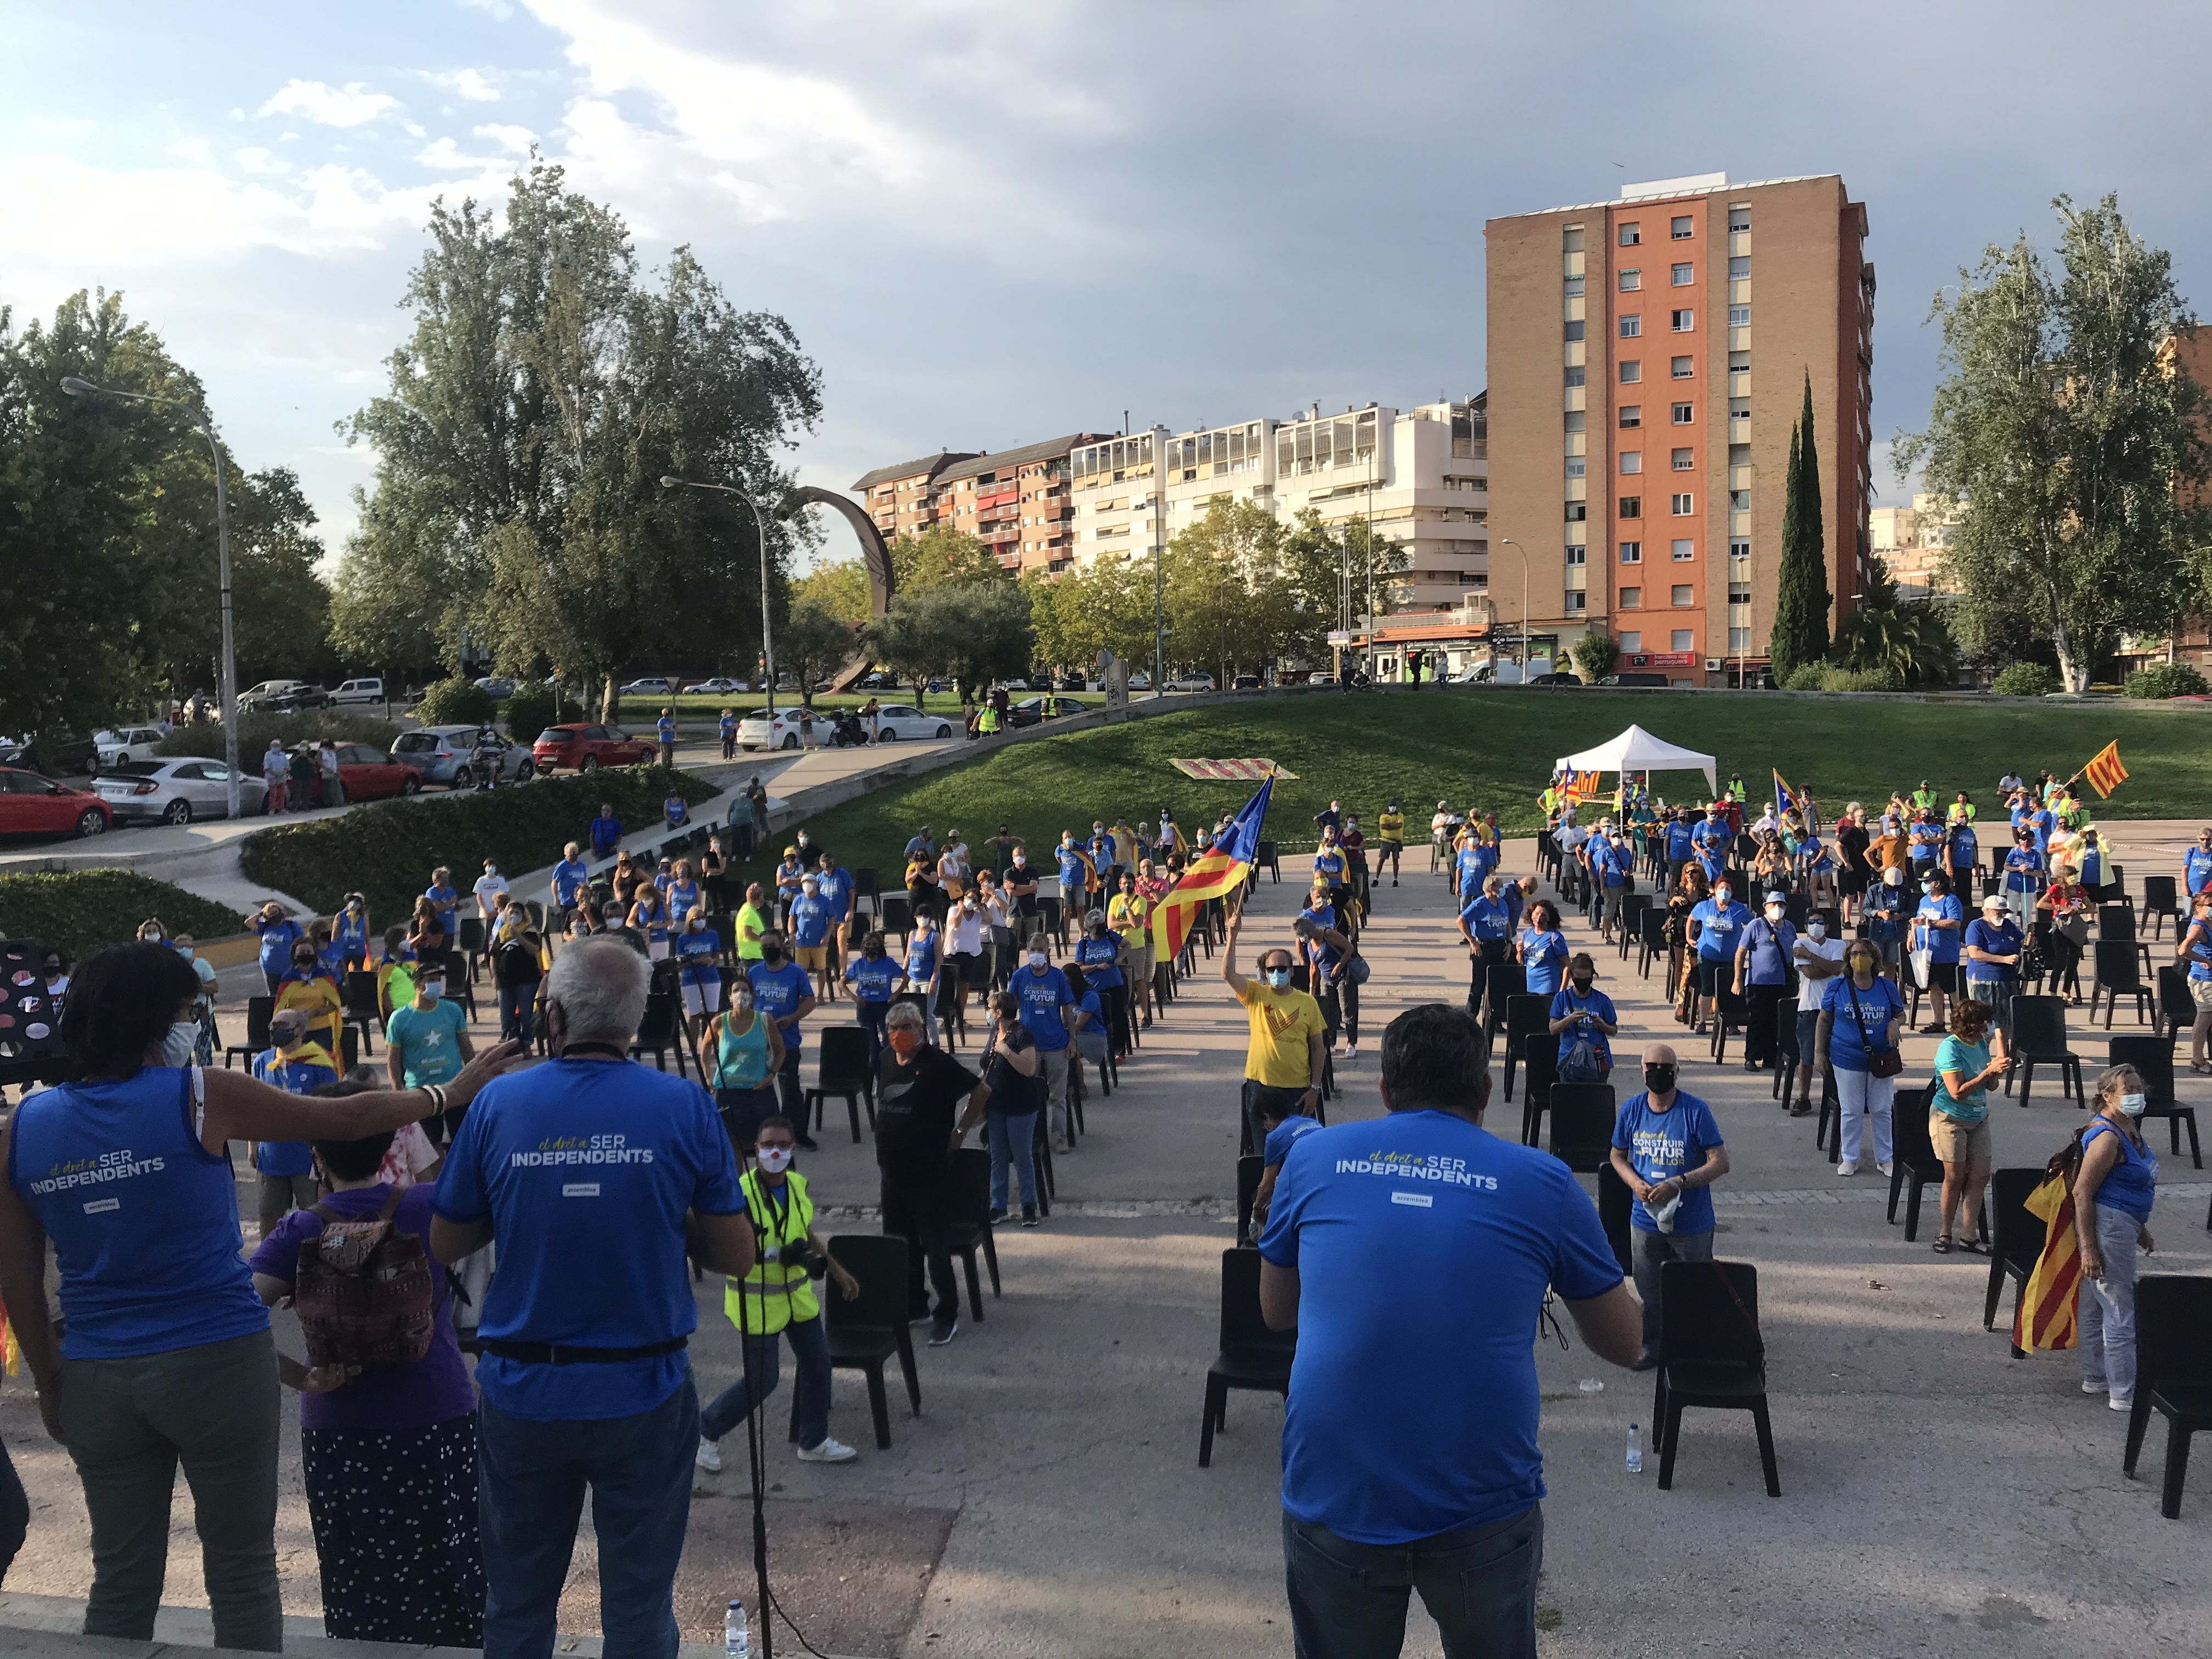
[1232, 674, 1262, 691]
[1058, 672, 1089, 692]
[1006, 695, 1082, 729]
[94, 726, 168, 768]
[472, 676, 518, 701]
[1126, 672, 1152, 691]
[1167, 673, 1216, 692]
[0, 768, 112, 838]
[618, 677, 676, 698]
[736, 708, 833, 752]
[997, 678, 1031, 693]
[856, 671, 899, 691]
[392, 725, 538, 788]
[6, 730, 99, 776]
[869, 704, 958, 742]
[1527, 672, 1584, 687]
[531, 723, 658, 772]
[238, 680, 330, 714]
[1596, 672, 1670, 688]
[329, 676, 388, 707]
[327, 742, 420, 802]
[685, 677, 747, 695]
[92, 759, 267, 825]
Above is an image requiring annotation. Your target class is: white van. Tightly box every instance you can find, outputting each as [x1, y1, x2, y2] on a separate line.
[330, 677, 387, 707]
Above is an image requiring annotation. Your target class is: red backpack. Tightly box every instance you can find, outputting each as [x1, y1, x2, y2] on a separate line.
[292, 1189, 436, 1368]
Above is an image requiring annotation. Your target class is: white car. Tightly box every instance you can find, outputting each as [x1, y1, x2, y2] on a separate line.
[329, 677, 387, 706]
[735, 708, 833, 751]
[868, 703, 958, 743]
[1126, 672, 1152, 691]
[685, 677, 746, 695]
[94, 726, 167, 768]
[1167, 672, 1216, 692]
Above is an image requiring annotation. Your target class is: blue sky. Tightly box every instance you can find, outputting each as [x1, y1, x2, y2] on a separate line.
[7, 1, 2212, 569]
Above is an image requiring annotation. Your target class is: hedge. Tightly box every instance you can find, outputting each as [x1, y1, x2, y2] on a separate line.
[1990, 662, 2061, 698]
[159, 712, 402, 762]
[416, 677, 498, 727]
[238, 766, 718, 921]
[0, 870, 244, 961]
[2123, 662, 2210, 699]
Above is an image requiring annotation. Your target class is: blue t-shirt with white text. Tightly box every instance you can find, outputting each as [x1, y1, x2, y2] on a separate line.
[1013, 964, 1075, 1051]
[747, 960, 814, 1052]
[1610, 1090, 1725, 1234]
[844, 955, 899, 1002]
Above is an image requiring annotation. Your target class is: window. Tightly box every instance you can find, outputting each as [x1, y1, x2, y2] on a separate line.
[1728, 349, 1750, 372]
[1618, 406, 1641, 428]
[1671, 263, 1694, 286]
[1618, 540, 1642, 563]
[1729, 538, 1751, 561]
[1618, 496, 1641, 519]
[1728, 443, 1751, 467]
[1671, 403, 1694, 426]
[1728, 305, 1750, 327]
[1565, 501, 1587, 522]
[1728, 627, 1751, 651]
[1671, 215, 1693, 240]
[1619, 452, 1642, 475]
[1671, 309, 1695, 332]
[1728, 255, 1750, 279]
[1618, 315, 1641, 338]
[1672, 448, 1694, 471]
[1671, 493, 1694, 515]
[1729, 489, 1751, 510]
[1564, 225, 1585, 252]
[1621, 586, 1642, 607]
[1620, 630, 1642, 651]
[1565, 275, 1585, 296]
[1564, 410, 1585, 432]
[1672, 628, 1696, 650]
[1619, 361, 1641, 383]
[1565, 457, 1586, 477]
[1566, 590, 1588, 613]
[1565, 320, 1586, 341]
[1565, 365, 1587, 387]
[1727, 207, 1750, 232]
[1619, 223, 1641, 246]
[1565, 544, 1587, 566]
[1672, 538, 1695, 561]
[1671, 586, 1694, 607]
[1728, 580, 1753, 602]
[1671, 356, 1694, 379]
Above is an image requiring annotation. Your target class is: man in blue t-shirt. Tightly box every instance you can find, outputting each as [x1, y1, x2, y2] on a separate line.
[814, 855, 856, 974]
[1455, 874, 1516, 1028]
[551, 842, 590, 926]
[1686, 879, 1750, 1031]
[430, 936, 752, 1659]
[1962, 891, 2025, 1032]
[2185, 828, 2212, 901]
[424, 867, 462, 939]
[1607, 1042, 1729, 1368]
[656, 709, 676, 768]
[748, 935, 818, 1146]
[1249, 1091, 1323, 1232]
[589, 804, 624, 861]
[1662, 811, 1697, 885]
[1013, 950, 1077, 1152]
[245, 900, 303, 995]
[1257, 1004, 1635, 1655]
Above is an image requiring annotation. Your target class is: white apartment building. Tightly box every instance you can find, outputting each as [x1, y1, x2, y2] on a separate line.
[1066, 397, 1488, 610]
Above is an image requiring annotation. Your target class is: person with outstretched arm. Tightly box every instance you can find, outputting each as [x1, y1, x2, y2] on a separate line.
[1222, 899, 1327, 1159]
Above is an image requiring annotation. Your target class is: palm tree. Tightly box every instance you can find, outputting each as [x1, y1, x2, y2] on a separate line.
[1836, 600, 1956, 687]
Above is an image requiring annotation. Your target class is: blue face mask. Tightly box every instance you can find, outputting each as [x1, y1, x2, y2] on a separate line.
[419, 983, 443, 1005]
[1264, 968, 1292, 990]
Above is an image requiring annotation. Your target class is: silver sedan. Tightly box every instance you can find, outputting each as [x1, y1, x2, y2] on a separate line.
[92, 759, 269, 825]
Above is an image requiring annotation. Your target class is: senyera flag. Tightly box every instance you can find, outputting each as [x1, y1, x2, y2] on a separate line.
[1149, 775, 1273, 961]
[2080, 741, 2128, 800]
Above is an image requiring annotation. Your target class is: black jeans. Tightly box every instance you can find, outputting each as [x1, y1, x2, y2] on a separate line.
[880, 1168, 960, 1324]
[1282, 1503, 1543, 1659]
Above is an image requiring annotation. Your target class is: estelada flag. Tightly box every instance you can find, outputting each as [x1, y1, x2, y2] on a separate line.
[1150, 776, 1272, 960]
[2081, 741, 2128, 800]
[2015, 1175, 2080, 1352]
[1561, 769, 1602, 806]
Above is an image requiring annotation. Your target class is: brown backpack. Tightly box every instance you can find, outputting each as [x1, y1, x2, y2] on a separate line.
[293, 1189, 436, 1368]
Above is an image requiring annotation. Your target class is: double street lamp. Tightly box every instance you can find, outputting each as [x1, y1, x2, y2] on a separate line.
[60, 376, 242, 821]
[661, 475, 777, 719]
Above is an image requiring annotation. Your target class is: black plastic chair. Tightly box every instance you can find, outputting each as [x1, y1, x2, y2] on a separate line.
[806, 1025, 876, 1144]
[1652, 1258, 1780, 1496]
[1707, 981, 1749, 1065]
[1198, 1248, 1295, 1468]
[442, 950, 479, 1021]
[942, 1147, 1001, 1322]
[2004, 995, 2084, 1108]
[1257, 840, 1282, 884]
[879, 892, 913, 945]
[2155, 964, 2195, 1043]
[2099, 905, 2154, 982]
[627, 990, 690, 1076]
[342, 969, 380, 1057]
[1884, 1082, 1946, 1242]
[224, 996, 274, 1069]
[2122, 1276, 2212, 1519]
[1637, 907, 1668, 979]
[1617, 894, 1650, 960]
[1770, 996, 1802, 1101]
[1984, 1167, 2049, 1356]
[1596, 1162, 1635, 1275]
[1500, 993, 1550, 1102]
[458, 915, 488, 982]
[1547, 1082, 1617, 1173]
[1235, 1153, 1264, 1246]
[1037, 894, 1064, 950]
[2142, 874, 2181, 942]
[2089, 938, 2153, 1029]
[853, 867, 882, 917]
[1519, 1045, 1559, 1148]
[2109, 1035, 2202, 1169]
[812, 1233, 922, 1450]
[1030, 1113, 1056, 1211]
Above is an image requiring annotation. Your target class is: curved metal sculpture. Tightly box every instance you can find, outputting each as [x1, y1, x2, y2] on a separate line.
[781, 486, 895, 692]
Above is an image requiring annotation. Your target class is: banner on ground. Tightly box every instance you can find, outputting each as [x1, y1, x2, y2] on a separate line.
[1150, 776, 1272, 960]
[1169, 759, 1296, 781]
[2080, 741, 2128, 799]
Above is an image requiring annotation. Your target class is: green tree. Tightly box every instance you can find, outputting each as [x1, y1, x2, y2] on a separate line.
[1569, 630, 1619, 680]
[891, 524, 1000, 592]
[860, 579, 1032, 703]
[1895, 194, 2212, 691]
[332, 163, 822, 718]
[1165, 499, 1299, 677]
[791, 557, 871, 624]
[1769, 376, 1832, 683]
[776, 602, 857, 706]
[1281, 509, 1411, 658]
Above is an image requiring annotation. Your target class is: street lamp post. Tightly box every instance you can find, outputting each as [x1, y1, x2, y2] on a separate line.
[1497, 535, 1530, 675]
[61, 376, 242, 820]
[661, 476, 776, 719]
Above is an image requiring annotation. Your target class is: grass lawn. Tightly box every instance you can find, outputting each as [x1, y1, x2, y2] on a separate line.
[718, 689, 2212, 890]
[617, 689, 1112, 721]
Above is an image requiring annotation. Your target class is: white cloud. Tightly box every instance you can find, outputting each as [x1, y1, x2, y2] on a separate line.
[474, 123, 537, 155]
[234, 146, 286, 176]
[257, 80, 402, 129]
[424, 67, 500, 102]
[458, 0, 515, 16]
[415, 137, 499, 171]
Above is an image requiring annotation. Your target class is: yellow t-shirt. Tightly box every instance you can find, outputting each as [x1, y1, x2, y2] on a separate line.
[1235, 979, 1324, 1088]
[1107, 892, 1152, 951]
[735, 902, 768, 961]
[1376, 811, 1405, 845]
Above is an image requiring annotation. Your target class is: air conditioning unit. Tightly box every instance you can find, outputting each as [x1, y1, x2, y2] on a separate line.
[1705, 658, 1723, 672]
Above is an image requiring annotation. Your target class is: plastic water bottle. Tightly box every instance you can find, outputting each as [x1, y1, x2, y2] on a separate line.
[725, 1597, 749, 1658]
[1626, 1424, 1644, 1474]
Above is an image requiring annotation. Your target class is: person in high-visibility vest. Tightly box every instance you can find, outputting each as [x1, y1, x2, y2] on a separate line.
[695, 1115, 862, 1470]
[1910, 780, 1939, 815]
[1375, 800, 1406, 887]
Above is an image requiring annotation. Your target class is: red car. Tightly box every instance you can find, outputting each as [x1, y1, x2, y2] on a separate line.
[532, 723, 657, 772]
[0, 767, 112, 839]
[330, 743, 420, 802]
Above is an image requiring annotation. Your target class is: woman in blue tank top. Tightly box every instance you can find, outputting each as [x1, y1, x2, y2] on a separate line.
[2073, 1062, 2159, 1410]
[0, 943, 516, 1650]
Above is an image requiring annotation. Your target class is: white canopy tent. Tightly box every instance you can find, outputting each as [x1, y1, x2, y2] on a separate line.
[1553, 724, 1717, 795]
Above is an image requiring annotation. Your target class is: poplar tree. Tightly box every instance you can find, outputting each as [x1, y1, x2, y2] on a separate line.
[1768, 373, 1831, 682]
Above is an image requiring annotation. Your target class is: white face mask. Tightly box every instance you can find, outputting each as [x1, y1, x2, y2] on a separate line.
[755, 1145, 794, 1173]
[160, 1021, 199, 1067]
[1766, 906, 1785, 921]
[2118, 1092, 2147, 1118]
[1808, 922, 1827, 940]
[1026, 951, 1048, 969]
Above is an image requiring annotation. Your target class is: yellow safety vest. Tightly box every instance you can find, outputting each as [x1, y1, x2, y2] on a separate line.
[1911, 788, 1937, 812]
[724, 1169, 819, 1336]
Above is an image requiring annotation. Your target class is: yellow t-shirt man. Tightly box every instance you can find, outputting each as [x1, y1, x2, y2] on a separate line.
[735, 901, 769, 962]
[1234, 979, 1325, 1088]
[1376, 809, 1405, 845]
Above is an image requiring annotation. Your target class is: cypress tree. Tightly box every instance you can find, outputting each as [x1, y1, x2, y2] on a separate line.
[1769, 372, 1831, 681]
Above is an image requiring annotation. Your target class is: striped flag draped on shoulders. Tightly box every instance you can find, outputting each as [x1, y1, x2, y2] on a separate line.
[1149, 776, 1273, 961]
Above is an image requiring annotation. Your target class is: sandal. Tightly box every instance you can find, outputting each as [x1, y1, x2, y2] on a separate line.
[1959, 1237, 1990, 1256]
[1932, 1234, 1953, 1254]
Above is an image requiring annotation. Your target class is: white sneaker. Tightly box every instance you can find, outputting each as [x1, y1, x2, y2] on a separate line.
[1342, 1043, 1359, 1059]
[797, 1436, 858, 1464]
[2083, 1380, 2106, 1395]
[695, 1437, 723, 1473]
[1877, 1161, 1894, 1178]
[1835, 1162, 1858, 1177]
[2108, 1396, 2133, 1412]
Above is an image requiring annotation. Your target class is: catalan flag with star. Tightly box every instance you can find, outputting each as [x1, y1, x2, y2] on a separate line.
[1149, 774, 1273, 961]
[2080, 741, 2129, 800]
